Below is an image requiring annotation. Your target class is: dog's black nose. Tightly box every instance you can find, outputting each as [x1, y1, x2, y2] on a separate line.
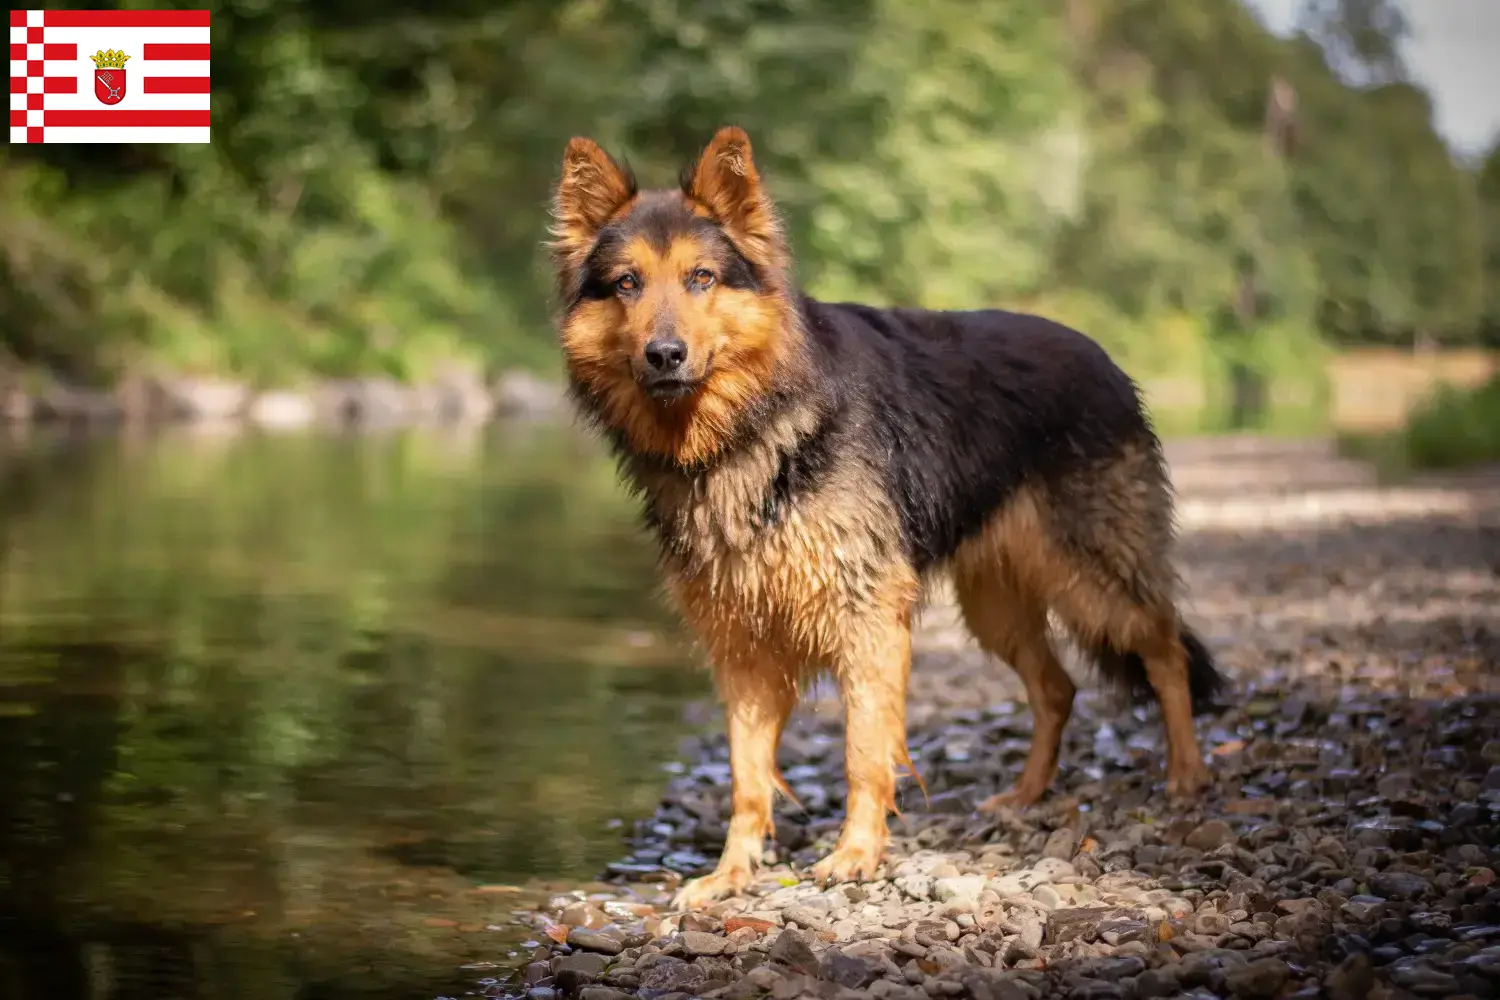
[644, 337, 688, 373]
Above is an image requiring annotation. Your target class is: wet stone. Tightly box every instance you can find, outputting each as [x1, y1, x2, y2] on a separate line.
[1062, 978, 1125, 1000]
[1133, 968, 1181, 998]
[1098, 913, 1152, 945]
[782, 904, 831, 932]
[1195, 911, 1234, 936]
[554, 953, 609, 994]
[578, 989, 633, 1000]
[933, 875, 986, 906]
[990, 870, 1051, 897]
[1371, 872, 1433, 901]
[1031, 884, 1064, 910]
[817, 949, 879, 989]
[1031, 857, 1076, 880]
[1324, 953, 1375, 1000]
[565, 929, 623, 955]
[638, 958, 706, 993]
[1179, 949, 1249, 990]
[1224, 956, 1292, 998]
[680, 911, 722, 933]
[1386, 957, 1463, 996]
[1046, 907, 1130, 946]
[1013, 911, 1047, 952]
[725, 915, 778, 936]
[894, 874, 934, 901]
[679, 930, 728, 956]
[1042, 827, 1081, 861]
[560, 903, 610, 929]
[767, 929, 819, 974]
[1075, 956, 1146, 979]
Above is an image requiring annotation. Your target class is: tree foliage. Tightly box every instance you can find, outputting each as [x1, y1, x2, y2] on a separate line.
[1478, 142, 1500, 346]
[0, 0, 1491, 388]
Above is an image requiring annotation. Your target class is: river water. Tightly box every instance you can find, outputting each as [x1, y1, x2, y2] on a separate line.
[0, 424, 707, 999]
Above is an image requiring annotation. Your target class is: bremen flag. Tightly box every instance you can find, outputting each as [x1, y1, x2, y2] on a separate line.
[9, 9, 210, 144]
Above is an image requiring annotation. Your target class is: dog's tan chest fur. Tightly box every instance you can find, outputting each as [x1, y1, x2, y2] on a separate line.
[632, 412, 907, 670]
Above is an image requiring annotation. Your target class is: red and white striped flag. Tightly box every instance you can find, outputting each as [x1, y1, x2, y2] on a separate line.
[9, 8, 210, 144]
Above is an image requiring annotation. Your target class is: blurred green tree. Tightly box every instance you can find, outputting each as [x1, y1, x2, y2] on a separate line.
[0, 0, 1488, 393]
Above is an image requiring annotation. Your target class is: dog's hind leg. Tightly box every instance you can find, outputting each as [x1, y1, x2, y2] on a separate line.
[952, 566, 1076, 810]
[1058, 589, 1220, 800]
[673, 647, 799, 910]
[1122, 616, 1217, 798]
[1039, 443, 1227, 802]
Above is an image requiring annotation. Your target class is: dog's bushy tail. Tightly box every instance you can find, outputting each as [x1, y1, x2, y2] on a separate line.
[1092, 626, 1226, 716]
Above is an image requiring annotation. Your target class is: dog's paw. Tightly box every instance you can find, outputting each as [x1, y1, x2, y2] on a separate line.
[1166, 761, 1212, 804]
[810, 841, 885, 885]
[672, 866, 751, 910]
[976, 784, 1044, 813]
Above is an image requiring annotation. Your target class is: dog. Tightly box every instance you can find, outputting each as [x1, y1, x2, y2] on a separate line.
[548, 126, 1226, 909]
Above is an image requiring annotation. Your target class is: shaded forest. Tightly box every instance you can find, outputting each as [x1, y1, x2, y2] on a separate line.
[2, 0, 1497, 391]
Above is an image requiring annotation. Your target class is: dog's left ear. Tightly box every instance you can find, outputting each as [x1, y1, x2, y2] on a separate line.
[684, 126, 785, 277]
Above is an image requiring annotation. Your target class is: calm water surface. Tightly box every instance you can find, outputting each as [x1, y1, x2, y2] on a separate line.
[0, 424, 707, 1000]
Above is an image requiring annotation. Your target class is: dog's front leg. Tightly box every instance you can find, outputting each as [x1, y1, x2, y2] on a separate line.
[811, 607, 915, 885]
[673, 651, 798, 909]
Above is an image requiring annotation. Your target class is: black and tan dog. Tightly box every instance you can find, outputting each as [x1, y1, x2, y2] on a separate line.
[548, 126, 1226, 909]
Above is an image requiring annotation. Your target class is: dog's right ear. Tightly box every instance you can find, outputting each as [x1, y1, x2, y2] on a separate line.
[550, 138, 637, 272]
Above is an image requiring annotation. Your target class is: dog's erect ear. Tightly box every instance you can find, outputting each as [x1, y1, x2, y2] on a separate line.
[551, 137, 637, 271]
[683, 126, 785, 277]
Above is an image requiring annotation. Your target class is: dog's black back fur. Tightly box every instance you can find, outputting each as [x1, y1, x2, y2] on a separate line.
[791, 297, 1157, 571]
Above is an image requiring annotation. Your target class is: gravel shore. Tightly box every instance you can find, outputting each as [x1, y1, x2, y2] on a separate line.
[513, 438, 1500, 1000]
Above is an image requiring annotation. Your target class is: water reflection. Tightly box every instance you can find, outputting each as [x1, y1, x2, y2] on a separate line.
[0, 425, 706, 1000]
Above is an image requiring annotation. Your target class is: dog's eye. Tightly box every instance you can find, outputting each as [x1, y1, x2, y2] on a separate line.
[615, 274, 639, 294]
[690, 268, 716, 289]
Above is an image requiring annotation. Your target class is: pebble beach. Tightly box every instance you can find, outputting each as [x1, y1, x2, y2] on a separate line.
[511, 438, 1500, 1000]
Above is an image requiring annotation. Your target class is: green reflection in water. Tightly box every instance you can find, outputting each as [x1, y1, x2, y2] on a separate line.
[0, 424, 706, 1000]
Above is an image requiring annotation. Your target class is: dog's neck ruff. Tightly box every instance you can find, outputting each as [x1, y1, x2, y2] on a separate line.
[615, 375, 838, 562]
[631, 382, 831, 501]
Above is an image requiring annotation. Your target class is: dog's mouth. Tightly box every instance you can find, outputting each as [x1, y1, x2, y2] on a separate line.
[639, 352, 713, 403]
[642, 376, 704, 402]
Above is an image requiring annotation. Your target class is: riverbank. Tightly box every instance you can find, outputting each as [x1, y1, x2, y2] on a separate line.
[502, 438, 1500, 1000]
[2, 346, 1493, 439]
[0, 368, 568, 428]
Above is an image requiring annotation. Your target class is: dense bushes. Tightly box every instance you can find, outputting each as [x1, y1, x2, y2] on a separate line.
[1, 0, 1494, 412]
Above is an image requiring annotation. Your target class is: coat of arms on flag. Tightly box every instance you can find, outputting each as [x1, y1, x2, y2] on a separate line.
[91, 47, 129, 106]
[8, 9, 211, 144]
